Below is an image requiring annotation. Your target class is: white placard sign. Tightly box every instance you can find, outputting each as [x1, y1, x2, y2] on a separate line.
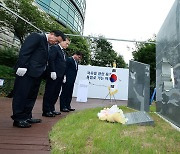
[0, 79, 4, 86]
[76, 79, 89, 102]
[73, 65, 129, 100]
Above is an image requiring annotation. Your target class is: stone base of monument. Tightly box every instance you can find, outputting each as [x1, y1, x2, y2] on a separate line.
[125, 111, 154, 126]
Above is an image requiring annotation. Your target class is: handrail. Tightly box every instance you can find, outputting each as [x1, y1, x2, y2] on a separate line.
[0, 2, 156, 44]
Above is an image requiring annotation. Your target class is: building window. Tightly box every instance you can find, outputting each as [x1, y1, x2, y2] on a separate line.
[53, 0, 62, 5]
[50, 1, 59, 11]
[35, 0, 86, 34]
[68, 15, 74, 25]
[38, 0, 51, 6]
[60, 8, 68, 18]
[36, 0, 51, 12]
[69, 8, 75, 18]
[61, 0, 69, 11]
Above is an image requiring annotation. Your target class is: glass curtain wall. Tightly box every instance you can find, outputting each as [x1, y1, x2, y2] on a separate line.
[35, 0, 86, 34]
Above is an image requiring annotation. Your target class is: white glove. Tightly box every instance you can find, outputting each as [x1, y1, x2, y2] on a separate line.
[51, 72, 57, 80]
[63, 75, 66, 83]
[16, 68, 27, 76]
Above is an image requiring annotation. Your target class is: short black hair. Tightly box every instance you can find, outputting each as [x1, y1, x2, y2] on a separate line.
[74, 51, 83, 57]
[51, 30, 66, 41]
[65, 36, 70, 42]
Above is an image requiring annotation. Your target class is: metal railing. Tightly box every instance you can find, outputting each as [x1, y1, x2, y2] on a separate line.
[0, 2, 156, 97]
[0, 2, 156, 44]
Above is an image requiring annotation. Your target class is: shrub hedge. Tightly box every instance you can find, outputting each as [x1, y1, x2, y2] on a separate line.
[0, 65, 45, 97]
[0, 47, 18, 67]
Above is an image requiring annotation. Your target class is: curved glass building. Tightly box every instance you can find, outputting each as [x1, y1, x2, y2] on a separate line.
[35, 0, 86, 34]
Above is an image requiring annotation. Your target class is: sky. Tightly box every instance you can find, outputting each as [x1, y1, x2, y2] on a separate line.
[83, 0, 175, 64]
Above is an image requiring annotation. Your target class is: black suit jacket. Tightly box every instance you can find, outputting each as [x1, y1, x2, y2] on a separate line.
[48, 45, 66, 78]
[65, 57, 78, 84]
[15, 33, 49, 77]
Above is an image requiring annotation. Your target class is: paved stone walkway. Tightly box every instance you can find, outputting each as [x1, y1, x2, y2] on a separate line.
[0, 97, 127, 154]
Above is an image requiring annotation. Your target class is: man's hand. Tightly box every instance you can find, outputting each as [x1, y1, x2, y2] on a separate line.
[16, 68, 27, 76]
[51, 72, 57, 80]
[63, 75, 66, 83]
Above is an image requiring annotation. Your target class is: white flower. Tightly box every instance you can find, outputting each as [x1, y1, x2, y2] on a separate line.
[97, 105, 128, 124]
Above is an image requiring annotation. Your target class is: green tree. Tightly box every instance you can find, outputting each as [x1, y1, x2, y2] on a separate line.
[90, 38, 127, 68]
[132, 39, 156, 87]
[0, 0, 64, 43]
[115, 55, 128, 68]
[66, 35, 91, 65]
[0, 0, 91, 64]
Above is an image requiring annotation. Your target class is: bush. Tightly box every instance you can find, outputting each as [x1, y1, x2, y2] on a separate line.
[0, 78, 15, 97]
[0, 47, 18, 67]
[0, 65, 15, 97]
[0, 65, 15, 79]
[0, 65, 45, 97]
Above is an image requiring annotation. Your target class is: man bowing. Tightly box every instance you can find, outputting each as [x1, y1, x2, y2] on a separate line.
[11, 30, 65, 128]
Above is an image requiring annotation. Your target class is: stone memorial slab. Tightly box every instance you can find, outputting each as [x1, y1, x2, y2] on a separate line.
[128, 60, 150, 112]
[156, 0, 180, 127]
[125, 111, 154, 126]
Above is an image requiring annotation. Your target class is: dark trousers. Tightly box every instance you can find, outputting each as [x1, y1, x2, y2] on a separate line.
[42, 76, 63, 112]
[60, 82, 74, 109]
[11, 74, 42, 121]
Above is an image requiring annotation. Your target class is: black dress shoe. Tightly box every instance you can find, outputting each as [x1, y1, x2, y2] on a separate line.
[27, 118, 42, 123]
[42, 112, 55, 117]
[68, 108, 75, 111]
[60, 108, 70, 112]
[13, 120, 31, 128]
[52, 111, 61, 115]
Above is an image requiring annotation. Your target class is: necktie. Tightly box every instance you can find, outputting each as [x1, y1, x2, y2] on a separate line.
[62, 49, 66, 60]
[74, 60, 78, 70]
[45, 43, 51, 70]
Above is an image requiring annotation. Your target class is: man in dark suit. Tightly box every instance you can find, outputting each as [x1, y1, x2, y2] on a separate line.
[42, 37, 70, 117]
[11, 30, 65, 128]
[60, 51, 82, 112]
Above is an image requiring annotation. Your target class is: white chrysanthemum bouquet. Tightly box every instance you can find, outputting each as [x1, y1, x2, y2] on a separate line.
[97, 105, 128, 124]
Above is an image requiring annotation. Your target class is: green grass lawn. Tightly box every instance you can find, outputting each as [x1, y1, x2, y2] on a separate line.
[49, 106, 180, 154]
